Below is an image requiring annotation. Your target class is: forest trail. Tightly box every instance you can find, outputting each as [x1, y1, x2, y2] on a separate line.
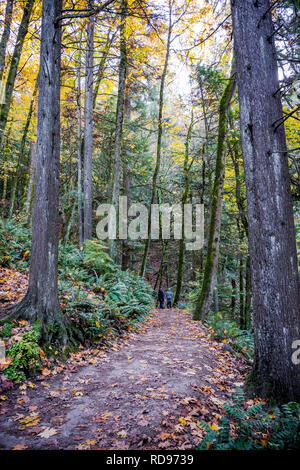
[0, 309, 247, 450]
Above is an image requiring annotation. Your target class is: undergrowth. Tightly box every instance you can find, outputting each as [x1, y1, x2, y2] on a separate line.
[197, 389, 300, 450]
[0, 218, 154, 383]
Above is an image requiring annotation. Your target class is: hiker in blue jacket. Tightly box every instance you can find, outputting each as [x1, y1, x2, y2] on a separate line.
[166, 288, 173, 308]
[158, 288, 165, 309]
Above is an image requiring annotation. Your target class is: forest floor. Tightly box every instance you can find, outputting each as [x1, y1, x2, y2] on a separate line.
[0, 308, 249, 450]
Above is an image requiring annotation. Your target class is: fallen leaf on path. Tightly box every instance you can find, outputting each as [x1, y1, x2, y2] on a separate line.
[19, 415, 40, 427]
[85, 439, 97, 446]
[12, 444, 28, 450]
[38, 427, 58, 439]
[178, 417, 187, 426]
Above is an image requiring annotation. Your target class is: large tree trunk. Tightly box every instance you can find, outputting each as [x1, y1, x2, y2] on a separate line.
[0, 0, 35, 148]
[0, 0, 14, 84]
[83, 0, 94, 242]
[231, 0, 300, 401]
[193, 60, 236, 321]
[3, 0, 69, 345]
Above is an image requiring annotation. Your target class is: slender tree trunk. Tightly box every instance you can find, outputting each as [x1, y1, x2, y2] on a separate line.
[3, 0, 70, 346]
[0, 0, 14, 85]
[0, 0, 35, 148]
[23, 142, 36, 224]
[244, 254, 251, 329]
[9, 76, 38, 217]
[76, 29, 83, 246]
[228, 135, 248, 236]
[239, 254, 245, 328]
[64, 185, 76, 245]
[231, 278, 236, 318]
[110, 0, 128, 260]
[92, 28, 114, 109]
[231, 0, 300, 401]
[228, 135, 249, 329]
[154, 189, 167, 291]
[213, 280, 219, 314]
[193, 60, 236, 321]
[83, 0, 94, 242]
[140, 6, 172, 277]
[1, 122, 12, 204]
[121, 88, 131, 270]
[174, 114, 193, 305]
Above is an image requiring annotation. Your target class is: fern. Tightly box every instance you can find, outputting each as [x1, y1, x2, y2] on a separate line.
[197, 390, 300, 450]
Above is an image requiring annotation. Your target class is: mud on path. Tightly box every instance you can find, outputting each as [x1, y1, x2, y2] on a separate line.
[0, 309, 248, 450]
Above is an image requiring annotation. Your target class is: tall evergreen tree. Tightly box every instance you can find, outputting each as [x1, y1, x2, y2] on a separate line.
[231, 0, 300, 401]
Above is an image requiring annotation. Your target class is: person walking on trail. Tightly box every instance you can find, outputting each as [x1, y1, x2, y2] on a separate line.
[166, 288, 173, 309]
[158, 288, 165, 309]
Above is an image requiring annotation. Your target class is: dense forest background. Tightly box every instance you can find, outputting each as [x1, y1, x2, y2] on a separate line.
[0, 0, 299, 451]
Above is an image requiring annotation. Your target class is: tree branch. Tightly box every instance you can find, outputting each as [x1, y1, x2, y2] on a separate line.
[56, 0, 116, 22]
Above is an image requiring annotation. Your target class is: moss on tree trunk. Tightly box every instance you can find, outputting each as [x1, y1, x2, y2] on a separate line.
[193, 60, 236, 322]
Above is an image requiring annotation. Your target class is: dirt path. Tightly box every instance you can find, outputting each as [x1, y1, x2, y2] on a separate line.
[0, 309, 247, 450]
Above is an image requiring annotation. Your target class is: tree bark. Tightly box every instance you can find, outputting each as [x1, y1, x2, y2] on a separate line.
[83, 0, 94, 242]
[193, 60, 236, 321]
[0, 0, 35, 148]
[3, 0, 70, 346]
[231, 0, 300, 401]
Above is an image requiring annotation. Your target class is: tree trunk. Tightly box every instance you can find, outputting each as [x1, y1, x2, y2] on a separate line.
[140, 5, 172, 277]
[244, 254, 251, 329]
[83, 0, 94, 242]
[1, 122, 12, 205]
[9, 75, 38, 217]
[231, 0, 300, 401]
[4, 0, 70, 346]
[174, 113, 193, 305]
[193, 60, 236, 321]
[239, 253, 245, 328]
[0, 0, 35, 148]
[0, 0, 14, 85]
[23, 142, 36, 224]
[76, 29, 83, 246]
[121, 88, 131, 270]
[92, 28, 114, 109]
[110, 0, 127, 260]
[231, 278, 236, 318]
